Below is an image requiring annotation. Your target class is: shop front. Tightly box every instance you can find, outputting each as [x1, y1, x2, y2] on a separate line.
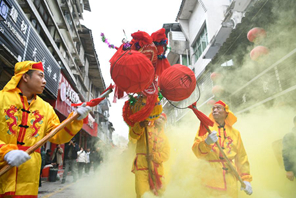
[54, 73, 98, 150]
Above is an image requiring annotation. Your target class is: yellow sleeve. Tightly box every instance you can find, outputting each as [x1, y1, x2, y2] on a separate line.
[152, 135, 170, 164]
[129, 122, 145, 140]
[192, 133, 212, 159]
[45, 107, 83, 144]
[0, 144, 18, 168]
[235, 131, 252, 182]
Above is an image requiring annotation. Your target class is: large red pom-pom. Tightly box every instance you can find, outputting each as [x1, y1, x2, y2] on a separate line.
[110, 46, 155, 93]
[159, 64, 196, 101]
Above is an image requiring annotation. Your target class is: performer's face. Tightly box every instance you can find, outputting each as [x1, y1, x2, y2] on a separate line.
[212, 104, 228, 121]
[24, 70, 46, 94]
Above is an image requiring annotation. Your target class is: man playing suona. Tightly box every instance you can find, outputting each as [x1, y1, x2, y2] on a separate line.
[192, 100, 252, 198]
[0, 61, 91, 197]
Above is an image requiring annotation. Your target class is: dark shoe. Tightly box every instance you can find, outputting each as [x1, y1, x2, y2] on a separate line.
[61, 179, 65, 184]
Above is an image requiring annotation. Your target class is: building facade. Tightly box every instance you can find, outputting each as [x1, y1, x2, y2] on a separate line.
[0, 0, 112, 152]
[164, 0, 296, 125]
[163, 0, 255, 124]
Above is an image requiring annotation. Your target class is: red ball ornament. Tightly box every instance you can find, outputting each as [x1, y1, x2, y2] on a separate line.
[212, 85, 224, 95]
[159, 64, 196, 101]
[250, 46, 269, 61]
[110, 46, 155, 93]
[247, 27, 266, 43]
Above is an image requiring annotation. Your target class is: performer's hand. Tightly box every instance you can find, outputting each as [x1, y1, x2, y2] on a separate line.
[139, 120, 149, 128]
[147, 153, 154, 161]
[240, 181, 253, 195]
[286, 171, 295, 181]
[76, 103, 92, 120]
[205, 131, 218, 145]
[4, 150, 31, 167]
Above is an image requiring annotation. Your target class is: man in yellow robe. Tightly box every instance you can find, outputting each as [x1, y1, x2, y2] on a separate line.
[192, 100, 252, 198]
[0, 61, 91, 197]
[129, 113, 170, 198]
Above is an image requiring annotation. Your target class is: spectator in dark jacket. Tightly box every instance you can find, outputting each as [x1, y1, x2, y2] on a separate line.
[282, 116, 296, 181]
[61, 139, 79, 184]
[44, 149, 52, 165]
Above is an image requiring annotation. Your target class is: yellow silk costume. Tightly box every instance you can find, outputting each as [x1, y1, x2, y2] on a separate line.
[0, 61, 83, 197]
[129, 122, 170, 197]
[192, 102, 252, 198]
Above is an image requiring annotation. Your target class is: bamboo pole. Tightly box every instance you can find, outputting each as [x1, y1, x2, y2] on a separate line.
[144, 127, 156, 189]
[205, 126, 246, 188]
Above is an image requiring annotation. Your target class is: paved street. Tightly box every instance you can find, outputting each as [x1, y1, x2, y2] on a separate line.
[38, 174, 89, 198]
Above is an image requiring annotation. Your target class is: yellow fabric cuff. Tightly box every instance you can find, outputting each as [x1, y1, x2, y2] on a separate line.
[242, 174, 253, 182]
[0, 144, 18, 162]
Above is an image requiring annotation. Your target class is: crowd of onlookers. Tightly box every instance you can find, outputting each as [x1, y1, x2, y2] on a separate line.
[40, 139, 103, 185]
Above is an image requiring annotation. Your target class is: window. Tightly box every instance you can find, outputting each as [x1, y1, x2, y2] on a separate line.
[192, 25, 208, 62]
[182, 54, 190, 66]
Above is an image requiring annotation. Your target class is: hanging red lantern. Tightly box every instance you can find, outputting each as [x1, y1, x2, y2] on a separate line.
[250, 46, 269, 61]
[210, 72, 222, 81]
[247, 27, 266, 43]
[110, 45, 155, 93]
[212, 85, 224, 95]
[207, 99, 216, 106]
[159, 64, 196, 101]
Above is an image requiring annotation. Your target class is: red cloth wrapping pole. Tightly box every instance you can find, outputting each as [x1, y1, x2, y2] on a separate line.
[188, 102, 214, 136]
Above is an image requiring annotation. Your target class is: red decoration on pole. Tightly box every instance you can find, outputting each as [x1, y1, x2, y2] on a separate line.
[247, 27, 266, 43]
[250, 46, 269, 61]
[109, 45, 155, 93]
[188, 102, 214, 137]
[159, 64, 196, 101]
[71, 84, 114, 107]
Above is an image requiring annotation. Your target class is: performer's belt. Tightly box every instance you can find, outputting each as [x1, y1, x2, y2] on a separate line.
[18, 145, 41, 153]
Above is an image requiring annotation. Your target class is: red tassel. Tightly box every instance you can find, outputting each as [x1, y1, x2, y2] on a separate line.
[149, 173, 158, 196]
[188, 102, 214, 136]
[153, 162, 162, 190]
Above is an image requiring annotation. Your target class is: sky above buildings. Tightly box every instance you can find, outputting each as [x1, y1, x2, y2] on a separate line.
[83, 0, 181, 141]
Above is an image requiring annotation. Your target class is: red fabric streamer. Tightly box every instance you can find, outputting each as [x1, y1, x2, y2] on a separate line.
[188, 102, 214, 136]
[122, 100, 135, 127]
[71, 84, 114, 107]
